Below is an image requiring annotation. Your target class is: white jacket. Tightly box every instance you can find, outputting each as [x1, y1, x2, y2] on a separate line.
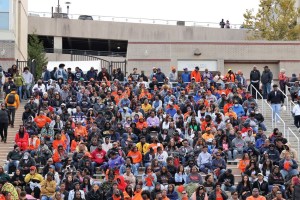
[22, 71, 34, 84]
[293, 104, 300, 116]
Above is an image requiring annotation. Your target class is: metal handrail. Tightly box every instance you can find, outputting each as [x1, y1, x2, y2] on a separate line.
[249, 84, 264, 115]
[287, 127, 300, 161]
[264, 99, 274, 129]
[28, 11, 243, 29]
[276, 113, 286, 137]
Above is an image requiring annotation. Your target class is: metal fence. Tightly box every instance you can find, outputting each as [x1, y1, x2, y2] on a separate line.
[71, 54, 127, 76]
[45, 48, 126, 57]
[16, 59, 37, 78]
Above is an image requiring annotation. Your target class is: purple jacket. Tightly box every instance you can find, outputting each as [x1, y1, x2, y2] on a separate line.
[108, 156, 124, 169]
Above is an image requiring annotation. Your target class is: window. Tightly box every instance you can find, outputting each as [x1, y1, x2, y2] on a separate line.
[0, 0, 9, 30]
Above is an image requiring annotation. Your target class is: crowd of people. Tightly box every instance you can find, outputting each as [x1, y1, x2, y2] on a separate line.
[0, 63, 299, 200]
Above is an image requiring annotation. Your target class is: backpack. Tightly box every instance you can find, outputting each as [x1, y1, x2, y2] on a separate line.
[7, 93, 15, 104]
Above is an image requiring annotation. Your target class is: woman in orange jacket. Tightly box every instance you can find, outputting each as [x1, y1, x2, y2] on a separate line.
[238, 152, 250, 173]
[52, 134, 67, 150]
[127, 146, 143, 168]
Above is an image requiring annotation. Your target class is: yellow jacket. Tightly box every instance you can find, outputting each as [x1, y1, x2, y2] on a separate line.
[24, 173, 44, 184]
[40, 179, 56, 197]
[136, 142, 149, 155]
[5, 91, 20, 109]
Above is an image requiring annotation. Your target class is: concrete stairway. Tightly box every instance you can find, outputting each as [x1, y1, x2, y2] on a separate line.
[256, 99, 300, 156]
[0, 102, 25, 166]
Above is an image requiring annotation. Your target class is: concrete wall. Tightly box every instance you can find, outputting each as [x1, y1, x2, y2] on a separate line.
[28, 17, 249, 41]
[46, 53, 126, 62]
[127, 41, 300, 79]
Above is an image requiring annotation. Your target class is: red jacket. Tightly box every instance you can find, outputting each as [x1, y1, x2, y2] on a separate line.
[15, 132, 29, 144]
[91, 148, 106, 164]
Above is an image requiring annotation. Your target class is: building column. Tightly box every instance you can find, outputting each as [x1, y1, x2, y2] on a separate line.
[54, 36, 62, 52]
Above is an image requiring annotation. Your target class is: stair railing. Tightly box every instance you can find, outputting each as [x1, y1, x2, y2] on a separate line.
[276, 113, 286, 137]
[287, 127, 300, 161]
[249, 84, 264, 115]
[277, 87, 292, 113]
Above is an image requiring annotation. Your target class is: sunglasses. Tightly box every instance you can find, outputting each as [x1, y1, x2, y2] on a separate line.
[182, 192, 187, 194]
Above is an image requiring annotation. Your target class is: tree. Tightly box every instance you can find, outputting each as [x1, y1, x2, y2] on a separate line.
[243, 0, 300, 40]
[28, 33, 48, 80]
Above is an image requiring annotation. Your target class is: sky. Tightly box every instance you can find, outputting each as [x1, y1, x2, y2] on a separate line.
[28, 0, 260, 25]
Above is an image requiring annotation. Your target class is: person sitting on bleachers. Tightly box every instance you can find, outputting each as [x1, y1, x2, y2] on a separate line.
[5, 145, 22, 174]
[279, 152, 298, 180]
[24, 166, 43, 199]
[197, 146, 212, 174]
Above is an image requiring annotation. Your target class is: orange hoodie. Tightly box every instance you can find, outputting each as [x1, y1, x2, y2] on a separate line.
[127, 150, 142, 164]
[132, 191, 143, 200]
[136, 118, 148, 130]
[34, 115, 52, 128]
[74, 126, 88, 138]
[191, 70, 202, 82]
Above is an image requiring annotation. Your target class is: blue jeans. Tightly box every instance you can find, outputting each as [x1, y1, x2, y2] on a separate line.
[280, 169, 298, 179]
[41, 196, 52, 200]
[199, 163, 212, 174]
[24, 84, 31, 99]
[271, 103, 281, 121]
[263, 83, 271, 99]
[5, 160, 19, 173]
[17, 86, 22, 100]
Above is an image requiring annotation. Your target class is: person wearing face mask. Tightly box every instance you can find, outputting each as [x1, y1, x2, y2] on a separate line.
[0, 103, 9, 142]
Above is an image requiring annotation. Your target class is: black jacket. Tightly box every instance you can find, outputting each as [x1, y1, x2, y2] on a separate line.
[0, 109, 9, 124]
[250, 70, 261, 82]
[252, 180, 269, 196]
[261, 70, 273, 84]
[267, 90, 284, 104]
[86, 189, 104, 200]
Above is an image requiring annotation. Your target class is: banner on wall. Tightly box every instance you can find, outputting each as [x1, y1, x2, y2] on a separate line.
[177, 60, 218, 71]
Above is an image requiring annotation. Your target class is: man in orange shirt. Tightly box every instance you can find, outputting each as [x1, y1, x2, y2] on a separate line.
[246, 188, 266, 200]
[190, 66, 202, 82]
[34, 111, 52, 129]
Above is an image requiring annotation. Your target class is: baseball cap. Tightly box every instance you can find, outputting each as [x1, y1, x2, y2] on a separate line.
[30, 166, 36, 170]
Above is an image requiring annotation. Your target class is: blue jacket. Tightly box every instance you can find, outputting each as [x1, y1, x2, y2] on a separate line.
[43, 70, 51, 82]
[255, 138, 265, 149]
[167, 190, 179, 200]
[108, 156, 124, 169]
[181, 72, 191, 83]
[232, 105, 245, 117]
[86, 70, 97, 81]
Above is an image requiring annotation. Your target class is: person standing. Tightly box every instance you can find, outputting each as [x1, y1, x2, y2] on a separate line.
[22, 67, 34, 100]
[169, 67, 178, 82]
[278, 68, 287, 93]
[225, 20, 230, 28]
[191, 66, 202, 83]
[219, 19, 225, 28]
[261, 66, 273, 99]
[267, 84, 284, 123]
[250, 66, 261, 96]
[13, 70, 25, 101]
[4, 87, 20, 128]
[0, 103, 9, 142]
[292, 100, 300, 132]
[42, 66, 51, 82]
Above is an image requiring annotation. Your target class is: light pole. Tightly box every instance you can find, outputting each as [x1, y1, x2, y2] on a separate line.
[65, 1, 71, 15]
[57, 0, 60, 14]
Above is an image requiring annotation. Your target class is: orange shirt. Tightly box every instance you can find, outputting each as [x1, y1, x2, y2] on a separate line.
[34, 115, 52, 128]
[216, 190, 224, 200]
[191, 70, 202, 82]
[52, 139, 67, 150]
[238, 159, 250, 173]
[202, 133, 214, 142]
[148, 143, 164, 153]
[136, 121, 148, 130]
[246, 196, 266, 200]
[132, 191, 143, 200]
[127, 150, 142, 164]
[74, 126, 88, 138]
[70, 140, 79, 152]
[225, 111, 237, 120]
[223, 103, 233, 113]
